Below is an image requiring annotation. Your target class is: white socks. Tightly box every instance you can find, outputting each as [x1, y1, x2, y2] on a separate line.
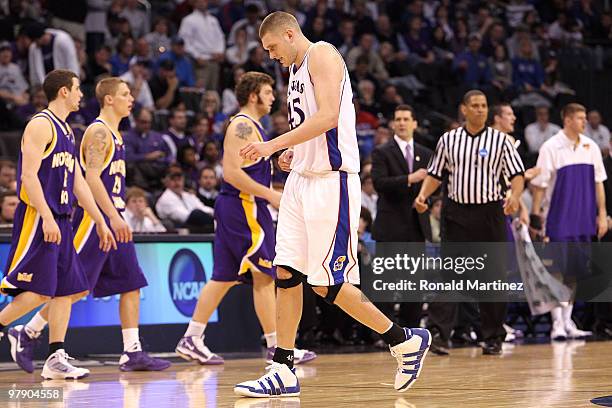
[551, 306, 563, 324]
[25, 312, 47, 338]
[185, 320, 206, 338]
[122, 328, 142, 352]
[562, 303, 574, 325]
[264, 332, 277, 348]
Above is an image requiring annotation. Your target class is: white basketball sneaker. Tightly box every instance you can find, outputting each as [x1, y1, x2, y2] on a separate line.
[565, 320, 592, 339]
[390, 328, 431, 392]
[551, 320, 567, 341]
[41, 349, 89, 380]
[234, 362, 300, 398]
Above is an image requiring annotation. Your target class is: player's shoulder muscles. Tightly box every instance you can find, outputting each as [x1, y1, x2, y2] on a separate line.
[225, 117, 256, 148]
[23, 115, 55, 149]
[82, 122, 111, 172]
[307, 42, 344, 84]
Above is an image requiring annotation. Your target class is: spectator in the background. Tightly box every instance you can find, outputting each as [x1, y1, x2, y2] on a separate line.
[226, 27, 258, 66]
[16, 85, 47, 122]
[454, 33, 492, 89]
[360, 174, 378, 220]
[145, 16, 171, 59]
[125, 108, 172, 191]
[0, 161, 17, 193]
[404, 16, 436, 66]
[46, 0, 87, 43]
[178, 145, 200, 190]
[270, 111, 289, 139]
[505, 0, 535, 28]
[134, 37, 152, 63]
[429, 196, 442, 243]
[156, 165, 214, 233]
[512, 39, 545, 92]
[120, 57, 154, 110]
[524, 105, 561, 154]
[0, 190, 18, 224]
[489, 44, 513, 98]
[110, 36, 134, 76]
[347, 33, 388, 83]
[158, 36, 196, 88]
[353, 0, 376, 37]
[242, 45, 273, 77]
[306, 16, 327, 43]
[355, 98, 379, 158]
[375, 14, 401, 50]
[507, 25, 540, 60]
[179, 0, 225, 91]
[120, 0, 149, 39]
[162, 109, 195, 163]
[327, 18, 356, 58]
[586, 110, 611, 157]
[201, 90, 227, 140]
[150, 59, 181, 109]
[196, 166, 219, 208]
[379, 84, 404, 120]
[374, 125, 392, 147]
[482, 22, 507, 57]
[222, 66, 245, 116]
[87, 45, 113, 83]
[200, 140, 223, 178]
[227, 3, 262, 46]
[191, 116, 211, 155]
[350, 55, 380, 96]
[451, 18, 469, 54]
[84, 0, 111, 54]
[24, 22, 80, 86]
[0, 41, 28, 130]
[124, 187, 167, 233]
[357, 79, 380, 116]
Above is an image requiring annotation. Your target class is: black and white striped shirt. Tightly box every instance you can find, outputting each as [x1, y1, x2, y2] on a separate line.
[428, 126, 525, 204]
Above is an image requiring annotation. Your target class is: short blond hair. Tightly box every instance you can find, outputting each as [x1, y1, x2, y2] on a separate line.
[96, 77, 127, 108]
[126, 186, 147, 204]
[259, 11, 301, 38]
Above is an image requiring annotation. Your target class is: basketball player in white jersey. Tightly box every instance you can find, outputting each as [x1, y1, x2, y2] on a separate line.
[234, 12, 431, 398]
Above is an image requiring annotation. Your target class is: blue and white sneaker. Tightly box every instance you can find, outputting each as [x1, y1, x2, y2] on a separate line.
[234, 362, 300, 398]
[8, 325, 38, 373]
[176, 336, 224, 365]
[265, 347, 317, 365]
[390, 328, 431, 392]
[41, 349, 89, 380]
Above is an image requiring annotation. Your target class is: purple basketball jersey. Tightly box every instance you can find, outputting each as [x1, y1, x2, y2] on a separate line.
[16, 109, 78, 215]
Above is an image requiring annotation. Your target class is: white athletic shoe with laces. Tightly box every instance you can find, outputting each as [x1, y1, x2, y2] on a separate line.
[41, 349, 90, 380]
[390, 328, 431, 392]
[234, 362, 300, 398]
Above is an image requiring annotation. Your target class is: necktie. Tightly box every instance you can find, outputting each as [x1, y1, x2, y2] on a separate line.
[405, 143, 413, 173]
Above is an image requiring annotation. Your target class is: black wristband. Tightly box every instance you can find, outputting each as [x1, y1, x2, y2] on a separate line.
[530, 214, 542, 230]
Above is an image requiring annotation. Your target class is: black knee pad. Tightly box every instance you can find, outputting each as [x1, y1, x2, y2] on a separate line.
[275, 265, 303, 289]
[319, 283, 343, 305]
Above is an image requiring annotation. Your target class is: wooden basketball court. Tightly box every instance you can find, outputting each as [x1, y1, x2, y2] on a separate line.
[0, 341, 611, 407]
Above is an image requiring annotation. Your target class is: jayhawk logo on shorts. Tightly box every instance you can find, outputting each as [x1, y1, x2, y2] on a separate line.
[333, 256, 347, 272]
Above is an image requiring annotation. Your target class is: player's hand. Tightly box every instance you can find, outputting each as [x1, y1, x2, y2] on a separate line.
[42, 216, 61, 245]
[414, 195, 428, 214]
[524, 167, 541, 181]
[597, 213, 608, 239]
[408, 169, 428, 185]
[110, 215, 132, 243]
[267, 190, 282, 209]
[503, 194, 520, 215]
[96, 223, 117, 252]
[240, 141, 275, 161]
[278, 149, 293, 172]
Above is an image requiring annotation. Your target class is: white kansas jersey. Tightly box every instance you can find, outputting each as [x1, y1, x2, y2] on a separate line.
[287, 42, 360, 175]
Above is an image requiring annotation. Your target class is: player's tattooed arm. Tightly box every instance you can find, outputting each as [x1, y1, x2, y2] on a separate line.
[85, 126, 109, 174]
[235, 122, 253, 140]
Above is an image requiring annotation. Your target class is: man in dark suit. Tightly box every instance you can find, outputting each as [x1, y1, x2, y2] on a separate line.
[371, 104, 433, 328]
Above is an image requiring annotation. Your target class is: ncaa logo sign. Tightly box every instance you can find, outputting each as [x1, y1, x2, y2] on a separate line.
[168, 249, 207, 317]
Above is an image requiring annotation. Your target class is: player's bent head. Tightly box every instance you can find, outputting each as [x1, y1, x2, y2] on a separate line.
[43, 69, 79, 102]
[236, 71, 274, 108]
[259, 12, 302, 66]
[96, 77, 128, 109]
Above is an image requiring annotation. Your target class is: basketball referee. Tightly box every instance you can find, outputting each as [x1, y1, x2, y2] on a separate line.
[415, 90, 525, 355]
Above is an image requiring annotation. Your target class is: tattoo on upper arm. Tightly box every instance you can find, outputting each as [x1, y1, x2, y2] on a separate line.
[85, 127, 109, 170]
[235, 122, 253, 140]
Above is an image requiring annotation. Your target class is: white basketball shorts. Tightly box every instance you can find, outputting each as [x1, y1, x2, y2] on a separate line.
[274, 170, 360, 286]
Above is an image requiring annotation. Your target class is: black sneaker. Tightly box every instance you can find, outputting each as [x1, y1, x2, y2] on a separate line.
[430, 331, 450, 356]
[482, 340, 502, 355]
